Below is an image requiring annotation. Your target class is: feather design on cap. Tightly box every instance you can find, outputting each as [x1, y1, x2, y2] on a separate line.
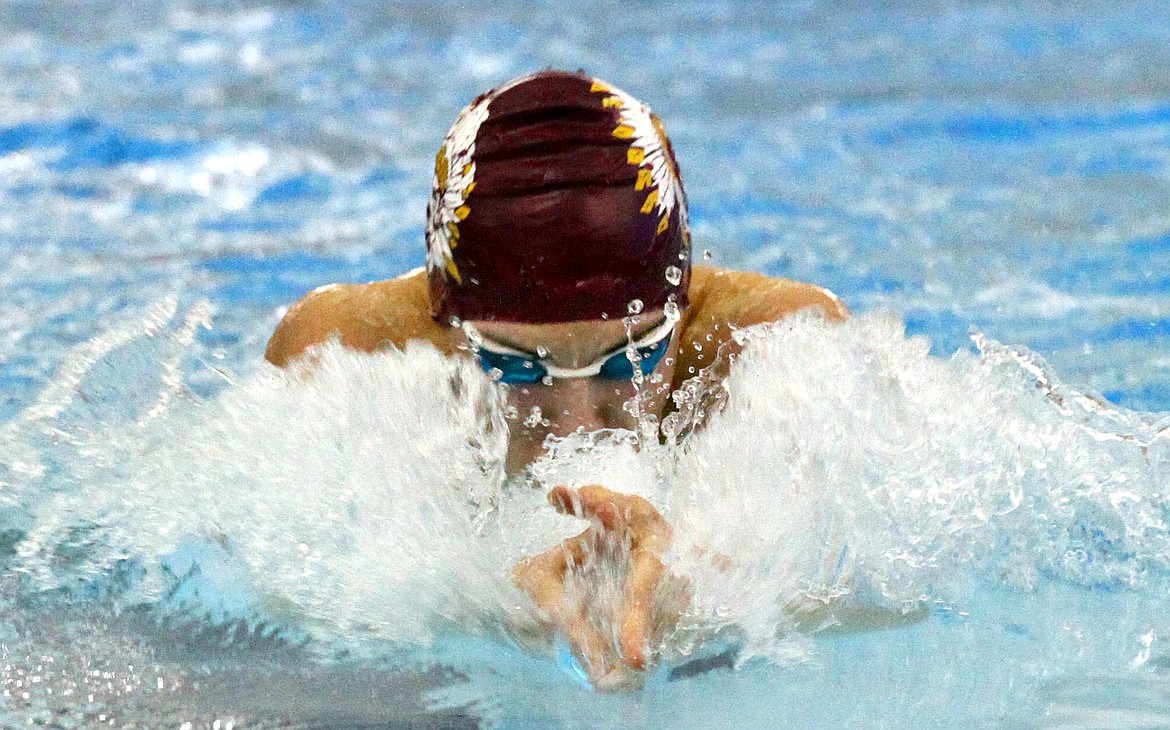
[427, 96, 491, 284]
[590, 79, 684, 234]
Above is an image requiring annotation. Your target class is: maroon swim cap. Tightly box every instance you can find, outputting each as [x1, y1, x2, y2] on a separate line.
[426, 70, 691, 324]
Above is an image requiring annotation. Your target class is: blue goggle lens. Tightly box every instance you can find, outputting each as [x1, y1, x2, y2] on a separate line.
[476, 349, 548, 384]
[597, 333, 672, 380]
[476, 334, 672, 385]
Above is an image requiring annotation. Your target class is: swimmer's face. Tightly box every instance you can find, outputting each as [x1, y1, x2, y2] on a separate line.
[463, 310, 680, 474]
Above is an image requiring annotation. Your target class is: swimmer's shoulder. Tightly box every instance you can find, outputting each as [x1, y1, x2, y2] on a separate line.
[672, 265, 847, 383]
[265, 267, 454, 367]
[681, 264, 847, 338]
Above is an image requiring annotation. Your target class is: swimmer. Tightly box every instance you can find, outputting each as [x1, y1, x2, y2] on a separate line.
[265, 70, 847, 689]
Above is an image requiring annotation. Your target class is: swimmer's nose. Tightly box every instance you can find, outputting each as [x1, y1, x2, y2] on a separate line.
[545, 378, 611, 435]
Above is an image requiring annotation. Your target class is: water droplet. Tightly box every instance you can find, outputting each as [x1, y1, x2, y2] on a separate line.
[522, 360, 534, 369]
[536, 345, 549, 358]
[664, 301, 681, 321]
[487, 367, 503, 381]
[665, 265, 683, 286]
[601, 312, 609, 320]
[627, 299, 644, 314]
[523, 406, 543, 428]
[541, 375, 554, 386]
[679, 250, 689, 261]
[703, 249, 713, 260]
[448, 315, 462, 327]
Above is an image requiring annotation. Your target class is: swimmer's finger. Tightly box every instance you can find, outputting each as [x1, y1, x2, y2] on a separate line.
[548, 485, 623, 531]
[512, 549, 568, 615]
[622, 497, 670, 545]
[562, 607, 621, 684]
[619, 549, 667, 670]
[547, 485, 575, 513]
[513, 533, 592, 614]
[583, 487, 666, 541]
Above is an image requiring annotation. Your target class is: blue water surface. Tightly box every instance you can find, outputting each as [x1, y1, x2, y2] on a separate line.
[3, 1, 1170, 727]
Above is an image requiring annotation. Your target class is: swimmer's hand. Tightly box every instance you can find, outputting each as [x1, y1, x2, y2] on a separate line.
[512, 485, 684, 691]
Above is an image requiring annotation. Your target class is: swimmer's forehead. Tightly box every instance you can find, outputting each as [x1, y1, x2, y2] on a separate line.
[469, 309, 667, 354]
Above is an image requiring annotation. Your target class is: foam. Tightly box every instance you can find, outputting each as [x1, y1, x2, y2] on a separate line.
[3, 306, 1169, 677]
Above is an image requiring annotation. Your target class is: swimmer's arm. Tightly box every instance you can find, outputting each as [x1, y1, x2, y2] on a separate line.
[265, 284, 358, 367]
[758, 278, 848, 322]
[265, 270, 452, 368]
[674, 267, 847, 382]
[692, 265, 848, 328]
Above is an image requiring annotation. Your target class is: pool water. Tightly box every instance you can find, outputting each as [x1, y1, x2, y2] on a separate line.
[3, 1, 1170, 727]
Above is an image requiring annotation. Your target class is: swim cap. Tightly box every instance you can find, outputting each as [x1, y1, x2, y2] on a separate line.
[426, 70, 691, 324]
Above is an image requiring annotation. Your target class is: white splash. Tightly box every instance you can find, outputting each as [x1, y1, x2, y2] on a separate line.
[3, 306, 1170, 672]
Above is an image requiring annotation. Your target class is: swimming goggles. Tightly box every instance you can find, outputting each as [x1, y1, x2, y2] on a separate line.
[462, 316, 676, 385]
